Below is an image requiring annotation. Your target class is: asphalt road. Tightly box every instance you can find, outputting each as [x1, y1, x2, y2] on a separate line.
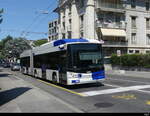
[1, 68, 150, 113]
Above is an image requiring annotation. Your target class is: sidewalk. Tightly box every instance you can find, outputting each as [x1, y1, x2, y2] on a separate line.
[106, 70, 150, 78]
[0, 70, 82, 113]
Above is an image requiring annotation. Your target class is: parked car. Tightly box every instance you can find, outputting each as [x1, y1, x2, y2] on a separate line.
[11, 63, 20, 71]
[3, 63, 10, 68]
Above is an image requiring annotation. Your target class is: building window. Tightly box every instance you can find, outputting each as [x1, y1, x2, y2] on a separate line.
[146, 1, 150, 11]
[135, 50, 139, 54]
[146, 18, 150, 29]
[49, 30, 51, 35]
[131, 16, 136, 29]
[131, 33, 137, 44]
[80, 15, 84, 29]
[69, 5, 72, 15]
[54, 21, 57, 26]
[131, 0, 136, 8]
[146, 34, 150, 45]
[80, 31, 84, 38]
[63, 22, 65, 30]
[49, 36, 51, 41]
[80, 0, 85, 8]
[68, 31, 72, 38]
[62, 33, 65, 39]
[146, 51, 150, 54]
[129, 50, 134, 54]
[69, 19, 72, 24]
[115, 15, 121, 23]
[49, 23, 51, 28]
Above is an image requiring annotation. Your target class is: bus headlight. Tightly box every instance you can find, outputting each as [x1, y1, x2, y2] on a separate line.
[67, 72, 78, 78]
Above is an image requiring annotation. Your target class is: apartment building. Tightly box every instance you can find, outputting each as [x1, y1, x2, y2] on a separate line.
[54, 0, 150, 57]
[48, 19, 59, 42]
[125, 0, 150, 54]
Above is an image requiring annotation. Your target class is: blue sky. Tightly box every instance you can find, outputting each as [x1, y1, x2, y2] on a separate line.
[0, 0, 58, 40]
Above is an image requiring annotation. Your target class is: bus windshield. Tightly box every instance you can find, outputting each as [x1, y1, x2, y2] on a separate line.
[67, 43, 104, 73]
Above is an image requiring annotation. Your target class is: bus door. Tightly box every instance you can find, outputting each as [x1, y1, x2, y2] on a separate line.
[59, 51, 67, 84]
[42, 64, 46, 80]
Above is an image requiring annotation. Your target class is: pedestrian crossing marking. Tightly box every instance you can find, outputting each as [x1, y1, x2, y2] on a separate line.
[81, 85, 150, 97]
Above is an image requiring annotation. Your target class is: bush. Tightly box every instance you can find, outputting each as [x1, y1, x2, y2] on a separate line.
[111, 53, 150, 68]
[111, 54, 120, 65]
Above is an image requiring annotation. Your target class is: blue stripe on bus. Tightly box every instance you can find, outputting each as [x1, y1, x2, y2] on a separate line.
[92, 70, 105, 80]
[53, 38, 89, 46]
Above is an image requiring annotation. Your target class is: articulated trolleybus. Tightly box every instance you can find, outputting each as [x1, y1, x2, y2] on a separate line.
[20, 38, 105, 85]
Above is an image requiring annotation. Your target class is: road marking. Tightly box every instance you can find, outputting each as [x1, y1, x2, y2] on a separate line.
[105, 83, 150, 95]
[104, 83, 121, 88]
[146, 100, 150, 105]
[112, 93, 136, 100]
[81, 85, 150, 97]
[37, 79, 86, 97]
[107, 78, 150, 85]
[136, 90, 150, 94]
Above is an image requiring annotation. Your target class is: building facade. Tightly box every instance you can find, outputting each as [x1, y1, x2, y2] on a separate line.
[48, 19, 59, 42]
[54, 0, 150, 57]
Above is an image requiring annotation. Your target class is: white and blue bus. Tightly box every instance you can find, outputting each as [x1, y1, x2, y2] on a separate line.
[20, 38, 105, 85]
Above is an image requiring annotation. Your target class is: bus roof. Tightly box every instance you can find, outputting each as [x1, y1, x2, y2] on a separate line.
[53, 38, 103, 46]
[20, 38, 104, 58]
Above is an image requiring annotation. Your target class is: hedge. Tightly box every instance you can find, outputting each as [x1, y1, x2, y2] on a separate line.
[111, 53, 150, 68]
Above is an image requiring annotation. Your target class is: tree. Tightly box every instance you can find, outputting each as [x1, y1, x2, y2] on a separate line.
[0, 35, 13, 50]
[0, 36, 31, 60]
[33, 39, 48, 47]
[4, 37, 32, 59]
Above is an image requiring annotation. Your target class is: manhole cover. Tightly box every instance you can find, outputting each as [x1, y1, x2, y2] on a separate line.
[94, 102, 114, 108]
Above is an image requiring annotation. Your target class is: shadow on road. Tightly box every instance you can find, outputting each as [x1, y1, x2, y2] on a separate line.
[40, 78, 105, 90]
[0, 73, 11, 78]
[0, 87, 32, 106]
[65, 82, 105, 90]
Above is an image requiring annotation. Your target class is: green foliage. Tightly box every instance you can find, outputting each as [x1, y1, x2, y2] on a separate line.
[110, 54, 120, 65]
[1, 35, 13, 48]
[111, 53, 150, 68]
[0, 36, 31, 59]
[0, 52, 4, 59]
[33, 39, 48, 47]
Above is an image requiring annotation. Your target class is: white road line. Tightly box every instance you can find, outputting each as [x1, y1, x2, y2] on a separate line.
[136, 90, 150, 94]
[104, 83, 121, 88]
[81, 85, 150, 97]
[107, 78, 150, 85]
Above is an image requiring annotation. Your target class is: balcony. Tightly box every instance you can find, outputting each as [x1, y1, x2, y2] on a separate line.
[95, 0, 126, 13]
[96, 20, 126, 29]
[103, 41, 128, 47]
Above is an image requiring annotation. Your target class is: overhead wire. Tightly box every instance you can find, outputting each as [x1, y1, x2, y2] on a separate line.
[21, 0, 57, 38]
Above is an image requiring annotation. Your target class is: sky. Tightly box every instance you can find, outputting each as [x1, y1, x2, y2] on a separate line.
[0, 0, 58, 40]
